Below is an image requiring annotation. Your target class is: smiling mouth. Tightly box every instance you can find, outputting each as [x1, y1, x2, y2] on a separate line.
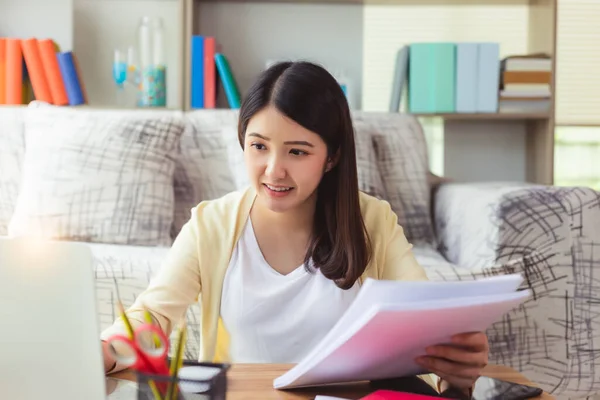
[263, 183, 294, 192]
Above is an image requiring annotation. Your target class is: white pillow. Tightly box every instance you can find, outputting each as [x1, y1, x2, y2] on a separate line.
[9, 105, 185, 246]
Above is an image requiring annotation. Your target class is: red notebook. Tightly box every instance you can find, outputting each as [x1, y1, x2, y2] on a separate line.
[21, 38, 53, 103]
[361, 390, 448, 400]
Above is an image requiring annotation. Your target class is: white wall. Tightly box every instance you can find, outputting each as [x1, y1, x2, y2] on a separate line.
[0, 0, 73, 51]
[73, 0, 182, 109]
[444, 121, 527, 182]
[196, 2, 364, 109]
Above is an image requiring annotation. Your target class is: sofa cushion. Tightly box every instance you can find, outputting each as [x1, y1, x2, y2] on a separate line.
[172, 110, 239, 238]
[8, 104, 185, 246]
[0, 107, 25, 236]
[363, 112, 435, 245]
[412, 244, 458, 278]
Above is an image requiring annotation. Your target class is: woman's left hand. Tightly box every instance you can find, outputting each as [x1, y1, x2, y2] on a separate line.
[415, 331, 489, 394]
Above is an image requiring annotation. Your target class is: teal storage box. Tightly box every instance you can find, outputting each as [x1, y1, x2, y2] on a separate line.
[408, 43, 456, 113]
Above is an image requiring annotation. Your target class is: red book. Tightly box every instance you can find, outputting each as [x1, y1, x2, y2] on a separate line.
[203, 36, 216, 108]
[5, 38, 23, 105]
[21, 38, 53, 103]
[0, 38, 6, 104]
[38, 39, 68, 105]
[361, 390, 448, 400]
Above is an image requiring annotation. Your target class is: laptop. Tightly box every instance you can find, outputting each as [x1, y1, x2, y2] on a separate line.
[0, 237, 106, 400]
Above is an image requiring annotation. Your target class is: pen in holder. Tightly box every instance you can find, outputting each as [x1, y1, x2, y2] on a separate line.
[136, 361, 230, 400]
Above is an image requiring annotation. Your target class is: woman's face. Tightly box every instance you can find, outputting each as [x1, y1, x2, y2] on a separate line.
[244, 105, 331, 214]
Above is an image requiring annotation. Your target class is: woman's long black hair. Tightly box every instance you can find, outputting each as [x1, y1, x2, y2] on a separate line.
[238, 61, 371, 289]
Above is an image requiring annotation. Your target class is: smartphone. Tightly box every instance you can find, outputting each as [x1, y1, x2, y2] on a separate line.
[471, 376, 544, 400]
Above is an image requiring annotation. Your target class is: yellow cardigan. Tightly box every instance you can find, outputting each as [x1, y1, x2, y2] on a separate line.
[101, 186, 437, 388]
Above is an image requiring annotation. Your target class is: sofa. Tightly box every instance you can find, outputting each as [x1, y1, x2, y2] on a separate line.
[0, 103, 598, 399]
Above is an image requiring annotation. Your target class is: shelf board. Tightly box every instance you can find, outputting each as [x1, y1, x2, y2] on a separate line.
[194, 0, 535, 4]
[412, 112, 550, 120]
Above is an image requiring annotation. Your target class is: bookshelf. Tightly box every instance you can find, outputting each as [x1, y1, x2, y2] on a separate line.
[180, 0, 557, 185]
[1, 0, 555, 185]
[413, 113, 551, 121]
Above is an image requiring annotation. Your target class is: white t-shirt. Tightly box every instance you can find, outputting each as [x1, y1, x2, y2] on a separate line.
[220, 219, 360, 363]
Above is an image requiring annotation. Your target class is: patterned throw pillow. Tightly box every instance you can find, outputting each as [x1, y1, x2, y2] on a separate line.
[8, 105, 185, 246]
[171, 110, 239, 238]
[0, 107, 25, 236]
[358, 112, 435, 245]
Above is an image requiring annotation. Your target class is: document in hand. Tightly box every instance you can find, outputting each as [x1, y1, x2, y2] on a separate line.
[274, 274, 530, 389]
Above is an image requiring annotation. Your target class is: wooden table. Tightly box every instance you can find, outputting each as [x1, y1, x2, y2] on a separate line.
[109, 363, 554, 399]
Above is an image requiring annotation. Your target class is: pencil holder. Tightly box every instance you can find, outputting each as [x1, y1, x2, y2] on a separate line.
[136, 361, 230, 400]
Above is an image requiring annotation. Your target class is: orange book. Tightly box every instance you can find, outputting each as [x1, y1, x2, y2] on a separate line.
[203, 37, 216, 108]
[0, 38, 6, 104]
[38, 39, 68, 105]
[503, 71, 552, 84]
[5, 38, 23, 105]
[21, 38, 53, 103]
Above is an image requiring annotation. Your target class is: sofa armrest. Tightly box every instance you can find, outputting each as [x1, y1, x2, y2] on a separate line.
[433, 182, 600, 398]
[434, 182, 599, 267]
[434, 182, 537, 268]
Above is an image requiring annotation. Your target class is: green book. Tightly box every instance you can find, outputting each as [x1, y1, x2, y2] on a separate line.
[408, 43, 456, 113]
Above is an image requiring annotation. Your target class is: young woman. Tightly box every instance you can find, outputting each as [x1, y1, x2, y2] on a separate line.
[101, 61, 488, 396]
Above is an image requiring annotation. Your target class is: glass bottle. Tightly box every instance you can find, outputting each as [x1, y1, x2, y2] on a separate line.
[137, 16, 167, 107]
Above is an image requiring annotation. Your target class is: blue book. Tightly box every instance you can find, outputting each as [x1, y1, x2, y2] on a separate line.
[476, 43, 500, 112]
[190, 36, 205, 109]
[214, 53, 241, 109]
[455, 43, 478, 113]
[389, 45, 409, 112]
[409, 43, 456, 113]
[408, 44, 430, 113]
[56, 52, 85, 106]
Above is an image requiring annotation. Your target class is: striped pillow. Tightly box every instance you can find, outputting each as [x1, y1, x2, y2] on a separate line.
[357, 112, 435, 245]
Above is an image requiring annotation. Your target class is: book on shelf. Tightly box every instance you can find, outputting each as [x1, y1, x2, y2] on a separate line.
[0, 39, 5, 104]
[389, 46, 409, 112]
[21, 38, 53, 104]
[273, 274, 530, 390]
[454, 42, 500, 113]
[57, 51, 87, 106]
[190, 35, 240, 109]
[499, 53, 552, 114]
[408, 43, 456, 113]
[0, 36, 86, 106]
[403, 42, 500, 115]
[4, 38, 23, 105]
[38, 39, 69, 106]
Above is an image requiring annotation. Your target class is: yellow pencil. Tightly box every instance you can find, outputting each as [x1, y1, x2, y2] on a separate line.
[166, 320, 186, 400]
[113, 279, 162, 400]
[143, 308, 163, 349]
[113, 278, 135, 338]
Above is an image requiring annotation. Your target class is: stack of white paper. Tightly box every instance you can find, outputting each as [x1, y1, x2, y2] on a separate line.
[274, 274, 529, 389]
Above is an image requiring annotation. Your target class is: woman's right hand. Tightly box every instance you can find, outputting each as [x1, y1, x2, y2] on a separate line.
[101, 340, 117, 374]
